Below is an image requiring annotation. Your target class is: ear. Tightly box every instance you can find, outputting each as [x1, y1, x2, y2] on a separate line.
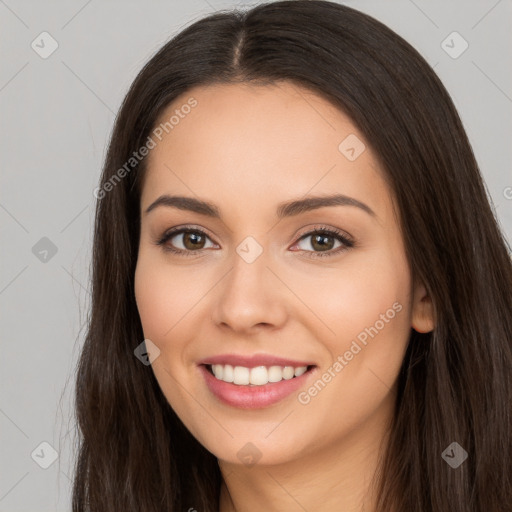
[411, 280, 435, 333]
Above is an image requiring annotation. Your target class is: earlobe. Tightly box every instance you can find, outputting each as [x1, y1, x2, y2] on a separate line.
[411, 281, 435, 333]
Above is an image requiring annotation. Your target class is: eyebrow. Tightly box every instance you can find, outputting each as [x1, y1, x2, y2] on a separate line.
[144, 193, 376, 219]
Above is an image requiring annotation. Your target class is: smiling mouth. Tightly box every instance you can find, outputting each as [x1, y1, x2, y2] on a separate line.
[204, 363, 316, 386]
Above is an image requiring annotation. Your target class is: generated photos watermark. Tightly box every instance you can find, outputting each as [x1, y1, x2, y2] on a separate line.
[93, 97, 198, 200]
[297, 301, 403, 405]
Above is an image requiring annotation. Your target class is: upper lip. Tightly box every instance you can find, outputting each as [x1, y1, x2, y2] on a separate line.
[198, 353, 316, 368]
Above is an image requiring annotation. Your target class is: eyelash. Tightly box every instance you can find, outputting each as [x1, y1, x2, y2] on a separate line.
[154, 224, 355, 259]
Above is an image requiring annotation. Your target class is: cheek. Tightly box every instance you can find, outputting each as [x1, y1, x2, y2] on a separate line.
[134, 258, 201, 421]
[290, 246, 411, 413]
[134, 255, 201, 342]
[135, 263, 173, 340]
[288, 244, 411, 345]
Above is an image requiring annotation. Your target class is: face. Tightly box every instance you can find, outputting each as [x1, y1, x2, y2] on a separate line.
[134, 81, 434, 466]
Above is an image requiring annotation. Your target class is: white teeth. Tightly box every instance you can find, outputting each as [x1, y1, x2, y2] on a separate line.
[233, 366, 250, 385]
[268, 366, 283, 382]
[250, 366, 268, 385]
[294, 366, 307, 377]
[223, 364, 234, 382]
[212, 364, 223, 379]
[209, 364, 310, 386]
[282, 366, 295, 380]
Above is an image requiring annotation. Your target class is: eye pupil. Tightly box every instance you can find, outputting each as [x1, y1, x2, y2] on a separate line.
[311, 234, 334, 251]
[184, 231, 205, 250]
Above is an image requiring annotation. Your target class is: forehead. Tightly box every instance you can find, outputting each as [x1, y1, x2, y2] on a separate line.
[140, 81, 391, 223]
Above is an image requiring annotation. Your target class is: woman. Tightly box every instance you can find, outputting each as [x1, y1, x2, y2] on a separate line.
[73, 1, 512, 511]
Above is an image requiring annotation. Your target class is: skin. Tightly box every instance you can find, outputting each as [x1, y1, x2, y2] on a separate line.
[134, 81, 435, 512]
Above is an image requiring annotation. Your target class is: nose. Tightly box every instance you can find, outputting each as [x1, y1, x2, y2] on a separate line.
[211, 244, 288, 334]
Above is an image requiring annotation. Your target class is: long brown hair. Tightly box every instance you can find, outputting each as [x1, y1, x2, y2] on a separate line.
[72, 1, 512, 510]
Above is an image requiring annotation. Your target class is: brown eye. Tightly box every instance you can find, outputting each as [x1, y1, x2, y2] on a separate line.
[180, 231, 207, 250]
[296, 232, 342, 253]
[310, 233, 336, 252]
[156, 227, 216, 255]
[290, 226, 355, 259]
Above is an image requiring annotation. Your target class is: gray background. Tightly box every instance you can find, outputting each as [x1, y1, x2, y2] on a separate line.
[1, 0, 511, 510]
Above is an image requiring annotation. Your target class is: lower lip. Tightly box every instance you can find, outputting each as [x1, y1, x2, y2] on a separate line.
[198, 364, 316, 409]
